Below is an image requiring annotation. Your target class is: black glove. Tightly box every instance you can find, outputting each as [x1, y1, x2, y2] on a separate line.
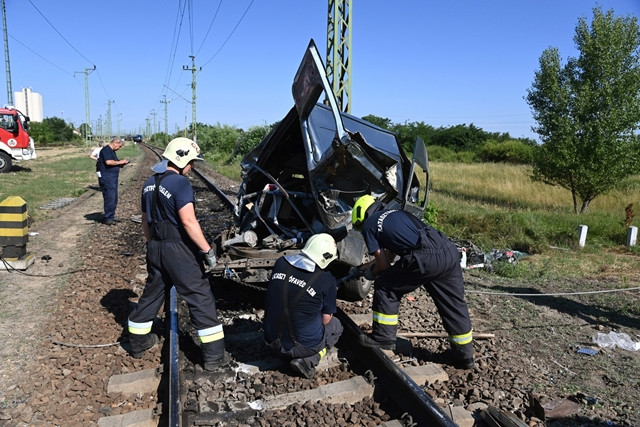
[200, 248, 217, 270]
[348, 267, 364, 279]
[363, 264, 376, 281]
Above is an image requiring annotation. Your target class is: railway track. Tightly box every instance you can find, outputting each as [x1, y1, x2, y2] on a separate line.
[136, 144, 464, 426]
[1, 144, 627, 426]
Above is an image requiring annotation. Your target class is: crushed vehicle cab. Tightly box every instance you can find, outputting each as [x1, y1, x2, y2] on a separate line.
[211, 39, 429, 300]
[0, 107, 36, 173]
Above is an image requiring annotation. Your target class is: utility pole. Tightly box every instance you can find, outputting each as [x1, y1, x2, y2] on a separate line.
[150, 109, 157, 139]
[183, 56, 201, 142]
[326, 0, 352, 113]
[106, 100, 114, 139]
[160, 96, 170, 145]
[1, 0, 13, 106]
[116, 113, 121, 138]
[74, 65, 96, 146]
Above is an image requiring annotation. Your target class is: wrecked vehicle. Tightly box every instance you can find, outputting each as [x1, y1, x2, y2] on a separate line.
[211, 39, 429, 301]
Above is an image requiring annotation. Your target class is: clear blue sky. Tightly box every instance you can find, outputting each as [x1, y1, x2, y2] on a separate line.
[4, 0, 639, 141]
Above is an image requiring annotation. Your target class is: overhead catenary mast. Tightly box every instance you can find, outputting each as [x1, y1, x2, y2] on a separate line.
[326, 0, 352, 113]
[1, 0, 13, 106]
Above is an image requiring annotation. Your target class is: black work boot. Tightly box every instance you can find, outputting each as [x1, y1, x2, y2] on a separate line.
[129, 333, 158, 358]
[201, 341, 231, 371]
[358, 333, 396, 350]
[290, 354, 319, 379]
[447, 344, 475, 370]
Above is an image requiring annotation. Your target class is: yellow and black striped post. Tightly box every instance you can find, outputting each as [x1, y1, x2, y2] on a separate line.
[0, 196, 35, 270]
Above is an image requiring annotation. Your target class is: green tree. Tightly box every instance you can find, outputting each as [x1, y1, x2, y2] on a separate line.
[526, 7, 640, 213]
[361, 114, 392, 129]
[43, 117, 74, 142]
[79, 123, 92, 139]
[27, 121, 55, 146]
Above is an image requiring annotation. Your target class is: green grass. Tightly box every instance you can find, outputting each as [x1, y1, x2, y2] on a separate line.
[0, 143, 142, 222]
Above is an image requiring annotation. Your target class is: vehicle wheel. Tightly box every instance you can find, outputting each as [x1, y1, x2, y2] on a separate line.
[339, 253, 374, 301]
[0, 152, 12, 173]
[340, 275, 373, 301]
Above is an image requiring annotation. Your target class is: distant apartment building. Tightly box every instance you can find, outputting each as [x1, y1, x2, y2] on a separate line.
[13, 88, 43, 122]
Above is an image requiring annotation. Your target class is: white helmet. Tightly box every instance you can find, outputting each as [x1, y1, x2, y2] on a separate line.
[301, 233, 338, 270]
[163, 137, 203, 169]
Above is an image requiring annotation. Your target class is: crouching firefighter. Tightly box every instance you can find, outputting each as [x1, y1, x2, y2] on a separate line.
[263, 233, 344, 379]
[127, 137, 230, 371]
[351, 195, 475, 369]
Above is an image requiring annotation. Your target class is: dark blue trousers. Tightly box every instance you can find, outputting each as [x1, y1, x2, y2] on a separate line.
[99, 173, 119, 221]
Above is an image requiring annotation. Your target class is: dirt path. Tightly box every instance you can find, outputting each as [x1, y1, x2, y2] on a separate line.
[0, 160, 137, 398]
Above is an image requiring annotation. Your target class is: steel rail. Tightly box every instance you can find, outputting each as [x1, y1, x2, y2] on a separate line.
[336, 308, 457, 427]
[142, 144, 182, 427]
[143, 143, 456, 425]
[168, 286, 180, 426]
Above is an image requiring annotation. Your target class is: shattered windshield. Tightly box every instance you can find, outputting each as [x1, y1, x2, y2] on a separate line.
[306, 104, 402, 166]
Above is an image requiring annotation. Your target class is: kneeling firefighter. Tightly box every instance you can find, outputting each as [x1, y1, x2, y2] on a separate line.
[351, 195, 475, 369]
[127, 137, 230, 371]
[263, 233, 344, 379]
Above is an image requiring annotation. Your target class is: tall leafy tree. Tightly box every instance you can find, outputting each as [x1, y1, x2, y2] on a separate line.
[526, 7, 640, 213]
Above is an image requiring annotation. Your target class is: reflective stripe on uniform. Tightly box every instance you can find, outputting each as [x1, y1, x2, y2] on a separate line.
[318, 347, 327, 359]
[198, 324, 224, 343]
[128, 320, 153, 335]
[372, 311, 398, 326]
[449, 330, 473, 345]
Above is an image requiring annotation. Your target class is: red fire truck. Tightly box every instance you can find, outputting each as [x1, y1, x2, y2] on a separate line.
[0, 107, 37, 173]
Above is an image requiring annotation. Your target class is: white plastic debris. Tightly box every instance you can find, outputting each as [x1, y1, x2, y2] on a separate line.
[593, 331, 640, 351]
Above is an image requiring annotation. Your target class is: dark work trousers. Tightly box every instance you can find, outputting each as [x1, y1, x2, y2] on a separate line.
[129, 235, 225, 356]
[99, 173, 118, 221]
[371, 231, 473, 359]
[273, 317, 343, 367]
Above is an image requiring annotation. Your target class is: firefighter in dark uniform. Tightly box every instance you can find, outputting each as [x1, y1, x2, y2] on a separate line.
[263, 233, 344, 379]
[127, 137, 230, 371]
[351, 195, 475, 369]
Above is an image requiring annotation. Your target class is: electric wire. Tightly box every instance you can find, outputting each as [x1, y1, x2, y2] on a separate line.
[26, 0, 95, 67]
[201, 0, 255, 68]
[8, 34, 74, 77]
[195, 0, 223, 58]
[466, 285, 640, 297]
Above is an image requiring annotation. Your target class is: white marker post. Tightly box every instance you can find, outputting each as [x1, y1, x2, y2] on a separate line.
[577, 225, 588, 248]
[627, 226, 638, 249]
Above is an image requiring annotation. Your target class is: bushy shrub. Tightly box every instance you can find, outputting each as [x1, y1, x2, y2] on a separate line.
[230, 124, 273, 161]
[476, 139, 534, 164]
[427, 146, 476, 163]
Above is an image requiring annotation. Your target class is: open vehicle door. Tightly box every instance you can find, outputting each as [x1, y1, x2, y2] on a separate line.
[403, 137, 430, 218]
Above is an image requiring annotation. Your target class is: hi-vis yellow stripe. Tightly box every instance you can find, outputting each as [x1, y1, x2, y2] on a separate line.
[318, 348, 327, 359]
[372, 311, 398, 326]
[200, 330, 224, 343]
[128, 320, 153, 335]
[0, 226, 28, 236]
[0, 212, 28, 222]
[450, 330, 473, 345]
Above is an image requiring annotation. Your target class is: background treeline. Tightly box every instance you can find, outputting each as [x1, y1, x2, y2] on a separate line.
[28, 114, 537, 166]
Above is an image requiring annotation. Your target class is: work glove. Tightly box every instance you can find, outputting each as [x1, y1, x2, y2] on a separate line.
[200, 248, 217, 270]
[348, 267, 364, 279]
[363, 264, 376, 281]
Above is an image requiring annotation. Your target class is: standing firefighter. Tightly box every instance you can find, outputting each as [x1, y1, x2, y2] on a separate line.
[127, 137, 230, 371]
[263, 233, 344, 379]
[351, 195, 475, 369]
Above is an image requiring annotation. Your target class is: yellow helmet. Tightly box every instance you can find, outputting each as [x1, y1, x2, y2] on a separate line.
[352, 195, 376, 229]
[163, 137, 203, 169]
[301, 233, 338, 270]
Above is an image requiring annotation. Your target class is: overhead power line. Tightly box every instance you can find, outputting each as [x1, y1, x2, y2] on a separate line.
[26, 0, 94, 67]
